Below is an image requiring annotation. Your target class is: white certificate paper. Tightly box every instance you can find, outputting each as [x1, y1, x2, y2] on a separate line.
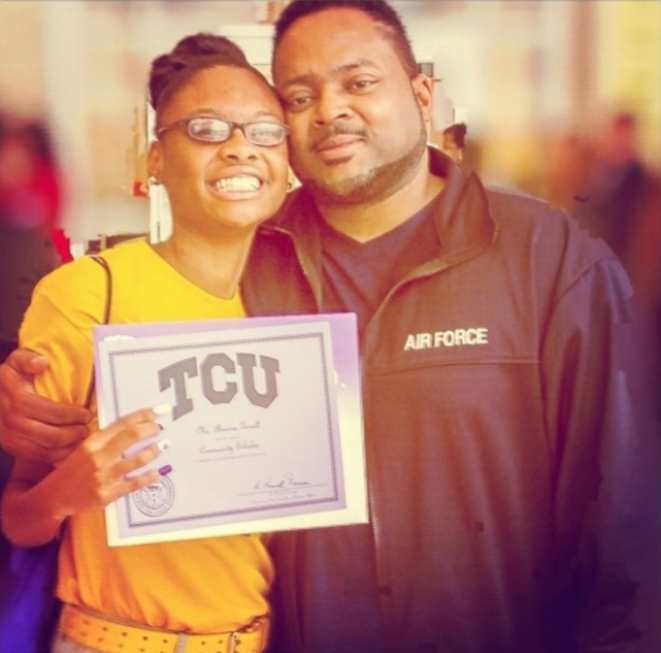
[94, 313, 367, 547]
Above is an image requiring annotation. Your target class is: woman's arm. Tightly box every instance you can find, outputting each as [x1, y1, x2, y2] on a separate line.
[1, 407, 167, 546]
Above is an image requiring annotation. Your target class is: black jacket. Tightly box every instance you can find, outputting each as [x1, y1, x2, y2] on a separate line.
[243, 150, 645, 653]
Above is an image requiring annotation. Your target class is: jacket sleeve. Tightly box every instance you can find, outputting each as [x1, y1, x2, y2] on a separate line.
[540, 245, 654, 652]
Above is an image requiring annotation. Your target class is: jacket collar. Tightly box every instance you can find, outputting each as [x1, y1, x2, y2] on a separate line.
[427, 147, 496, 264]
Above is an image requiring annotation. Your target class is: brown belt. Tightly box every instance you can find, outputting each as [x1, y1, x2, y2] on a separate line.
[59, 603, 268, 653]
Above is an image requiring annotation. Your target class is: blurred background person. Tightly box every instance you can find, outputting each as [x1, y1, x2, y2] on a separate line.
[0, 114, 63, 365]
[0, 115, 63, 575]
[573, 111, 661, 653]
[574, 111, 660, 411]
[578, 112, 652, 262]
[441, 121, 467, 168]
[543, 131, 594, 214]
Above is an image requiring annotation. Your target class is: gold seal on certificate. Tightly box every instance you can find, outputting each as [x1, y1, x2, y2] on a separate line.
[94, 313, 367, 547]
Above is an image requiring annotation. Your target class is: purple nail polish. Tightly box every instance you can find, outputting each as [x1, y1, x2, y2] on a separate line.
[158, 464, 173, 476]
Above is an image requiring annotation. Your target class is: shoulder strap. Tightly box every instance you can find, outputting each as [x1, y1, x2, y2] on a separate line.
[83, 255, 113, 409]
[89, 255, 112, 325]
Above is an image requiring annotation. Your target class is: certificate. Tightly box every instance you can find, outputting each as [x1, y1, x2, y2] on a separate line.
[94, 313, 367, 547]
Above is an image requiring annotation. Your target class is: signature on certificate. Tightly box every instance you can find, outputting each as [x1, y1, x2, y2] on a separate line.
[253, 472, 313, 491]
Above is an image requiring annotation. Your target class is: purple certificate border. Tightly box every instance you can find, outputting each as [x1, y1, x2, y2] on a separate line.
[94, 313, 361, 539]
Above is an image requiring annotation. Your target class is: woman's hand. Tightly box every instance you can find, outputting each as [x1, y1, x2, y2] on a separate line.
[46, 406, 171, 518]
[2, 405, 172, 547]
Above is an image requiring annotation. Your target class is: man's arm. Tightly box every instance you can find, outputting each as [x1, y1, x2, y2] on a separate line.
[0, 349, 92, 464]
[542, 252, 648, 651]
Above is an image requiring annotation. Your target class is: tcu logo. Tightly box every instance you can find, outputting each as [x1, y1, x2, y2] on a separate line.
[158, 352, 280, 421]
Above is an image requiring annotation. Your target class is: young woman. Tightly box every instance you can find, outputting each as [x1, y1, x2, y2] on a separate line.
[1, 33, 290, 653]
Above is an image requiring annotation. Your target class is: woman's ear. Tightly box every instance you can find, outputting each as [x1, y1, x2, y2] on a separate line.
[147, 141, 164, 185]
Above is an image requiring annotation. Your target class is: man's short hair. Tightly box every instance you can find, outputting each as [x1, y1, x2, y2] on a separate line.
[274, 1, 419, 79]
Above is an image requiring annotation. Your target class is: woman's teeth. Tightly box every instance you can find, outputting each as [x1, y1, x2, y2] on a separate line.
[213, 176, 260, 192]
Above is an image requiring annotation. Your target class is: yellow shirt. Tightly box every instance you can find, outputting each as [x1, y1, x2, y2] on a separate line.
[19, 241, 274, 632]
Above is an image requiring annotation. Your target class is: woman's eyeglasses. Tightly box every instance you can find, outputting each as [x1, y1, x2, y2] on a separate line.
[156, 116, 289, 147]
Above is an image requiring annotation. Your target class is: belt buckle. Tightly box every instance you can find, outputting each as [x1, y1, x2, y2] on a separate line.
[231, 619, 265, 653]
[176, 632, 238, 653]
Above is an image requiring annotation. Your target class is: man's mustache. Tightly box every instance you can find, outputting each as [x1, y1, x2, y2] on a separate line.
[309, 124, 368, 151]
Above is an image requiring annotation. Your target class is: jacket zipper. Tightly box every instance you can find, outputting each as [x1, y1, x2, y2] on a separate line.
[361, 262, 451, 652]
[272, 221, 491, 652]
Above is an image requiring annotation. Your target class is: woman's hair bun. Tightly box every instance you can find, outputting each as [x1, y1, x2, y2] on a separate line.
[148, 33, 253, 111]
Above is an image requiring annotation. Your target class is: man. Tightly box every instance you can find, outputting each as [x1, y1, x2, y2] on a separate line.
[0, 2, 649, 652]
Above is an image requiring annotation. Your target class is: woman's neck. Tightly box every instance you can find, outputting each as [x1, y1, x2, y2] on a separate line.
[151, 228, 256, 299]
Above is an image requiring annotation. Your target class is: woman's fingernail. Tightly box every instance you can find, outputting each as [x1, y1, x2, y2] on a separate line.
[152, 403, 172, 416]
[156, 439, 171, 452]
[158, 464, 173, 476]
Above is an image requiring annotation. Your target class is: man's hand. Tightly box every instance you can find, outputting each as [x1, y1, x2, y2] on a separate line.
[0, 349, 92, 464]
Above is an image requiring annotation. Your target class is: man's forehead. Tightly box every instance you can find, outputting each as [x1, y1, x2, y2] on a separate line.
[274, 5, 388, 53]
[280, 4, 373, 28]
[273, 14, 400, 87]
[274, 59, 382, 90]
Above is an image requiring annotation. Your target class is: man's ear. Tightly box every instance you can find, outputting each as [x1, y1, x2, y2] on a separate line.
[147, 141, 164, 183]
[411, 73, 434, 123]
